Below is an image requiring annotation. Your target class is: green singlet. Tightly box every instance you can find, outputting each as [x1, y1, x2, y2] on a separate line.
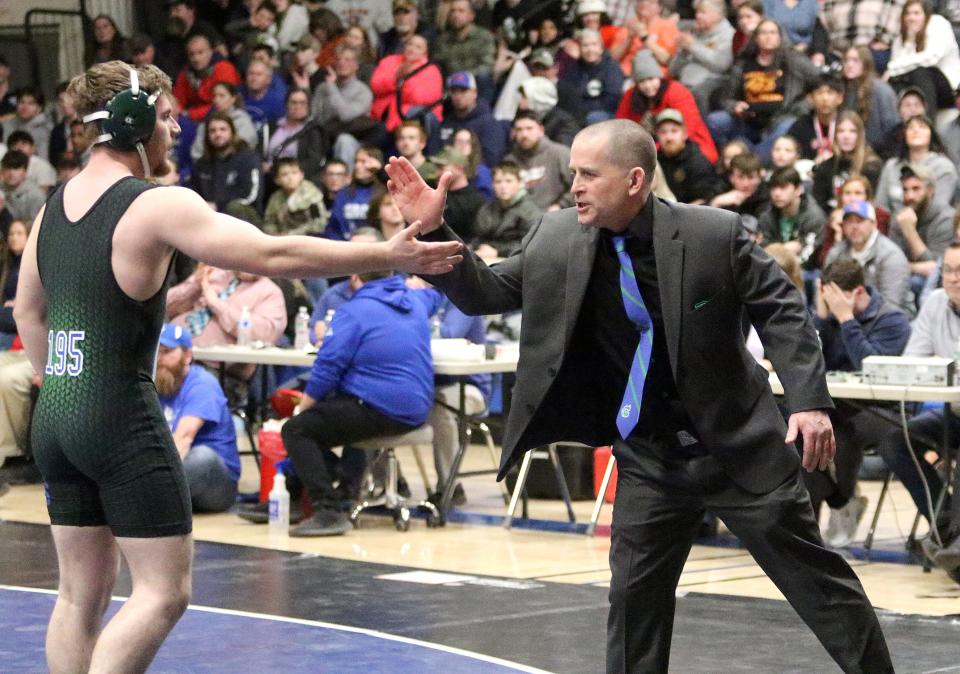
[32, 176, 192, 537]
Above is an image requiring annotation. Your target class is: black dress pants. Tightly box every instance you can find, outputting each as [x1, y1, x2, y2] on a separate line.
[606, 437, 893, 674]
[281, 395, 415, 508]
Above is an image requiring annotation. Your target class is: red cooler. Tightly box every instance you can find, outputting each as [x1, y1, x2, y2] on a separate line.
[593, 446, 618, 504]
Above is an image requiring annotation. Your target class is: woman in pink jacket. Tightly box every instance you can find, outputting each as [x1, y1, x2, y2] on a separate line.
[369, 35, 444, 134]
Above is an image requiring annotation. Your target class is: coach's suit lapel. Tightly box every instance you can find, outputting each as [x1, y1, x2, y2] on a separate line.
[652, 199, 683, 381]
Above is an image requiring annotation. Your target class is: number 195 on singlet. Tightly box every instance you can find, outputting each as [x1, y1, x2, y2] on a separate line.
[46, 330, 85, 377]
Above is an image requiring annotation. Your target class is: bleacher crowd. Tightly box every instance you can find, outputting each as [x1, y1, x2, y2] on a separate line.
[0, 0, 959, 567]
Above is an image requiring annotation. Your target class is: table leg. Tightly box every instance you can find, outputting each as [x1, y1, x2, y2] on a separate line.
[505, 449, 534, 529]
[437, 381, 469, 520]
[587, 453, 616, 537]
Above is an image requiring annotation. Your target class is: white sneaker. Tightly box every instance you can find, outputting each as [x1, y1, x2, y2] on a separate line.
[825, 495, 868, 548]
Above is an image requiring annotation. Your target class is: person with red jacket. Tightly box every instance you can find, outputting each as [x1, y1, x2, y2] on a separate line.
[615, 50, 717, 163]
[173, 33, 242, 122]
[369, 34, 443, 135]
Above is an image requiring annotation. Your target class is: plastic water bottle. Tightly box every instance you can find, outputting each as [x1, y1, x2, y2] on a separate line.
[268, 469, 290, 533]
[430, 308, 445, 339]
[323, 309, 335, 331]
[294, 306, 310, 350]
[237, 306, 252, 346]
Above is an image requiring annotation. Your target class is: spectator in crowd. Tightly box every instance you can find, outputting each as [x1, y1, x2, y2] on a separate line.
[368, 192, 407, 240]
[280, 270, 439, 536]
[770, 134, 817, 183]
[342, 26, 379, 83]
[878, 240, 960, 577]
[55, 157, 82, 187]
[763, 0, 818, 51]
[814, 0, 904, 72]
[310, 45, 375, 170]
[0, 151, 45, 223]
[263, 157, 329, 236]
[307, 8, 347, 70]
[130, 32, 156, 68]
[174, 33, 243, 122]
[369, 34, 444, 135]
[787, 76, 845, 163]
[48, 83, 77, 169]
[471, 160, 543, 258]
[395, 120, 438, 182]
[190, 82, 258, 162]
[940, 86, 960, 165]
[840, 45, 901, 157]
[326, 145, 385, 240]
[709, 152, 770, 218]
[224, 0, 277, 60]
[732, 0, 764, 57]
[758, 166, 826, 268]
[823, 200, 913, 312]
[166, 265, 287, 386]
[155, 325, 240, 513]
[264, 87, 327, 180]
[610, 0, 679, 77]
[325, 0, 394, 51]
[809, 259, 910, 546]
[66, 120, 93, 167]
[433, 146, 485, 240]
[288, 35, 323, 92]
[379, 0, 438, 58]
[86, 13, 132, 66]
[6, 131, 57, 194]
[560, 29, 625, 124]
[570, 0, 625, 52]
[527, 48, 584, 122]
[875, 114, 958, 213]
[655, 108, 723, 204]
[886, 0, 960, 114]
[888, 162, 957, 282]
[517, 77, 581, 148]
[0, 57, 16, 118]
[819, 173, 893, 267]
[504, 110, 573, 211]
[242, 58, 288, 126]
[708, 19, 819, 162]
[319, 158, 350, 210]
[0, 219, 27, 343]
[812, 111, 884, 212]
[439, 71, 506, 165]
[272, 0, 311, 54]
[617, 50, 718, 163]
[451, 127, 494, 199]
[434, 0, 497, 95]
[190, 112, 264, 214]
[3, 87, 53, 161]
[669, 0, 735, 115]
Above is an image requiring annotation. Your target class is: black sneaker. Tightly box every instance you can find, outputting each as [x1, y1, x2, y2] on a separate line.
[289, 508, 352, 537]
[237, 501, 305, 524]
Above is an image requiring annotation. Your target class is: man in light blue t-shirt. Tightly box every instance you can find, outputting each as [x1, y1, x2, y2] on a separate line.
[156, 323, 240, 512]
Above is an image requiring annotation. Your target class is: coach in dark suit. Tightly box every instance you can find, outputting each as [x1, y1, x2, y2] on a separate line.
[385, 120, 892, 673]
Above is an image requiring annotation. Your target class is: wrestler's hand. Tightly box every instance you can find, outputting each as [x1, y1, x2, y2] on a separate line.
[386, 220, 462, 275]
[385, 156, 452, 235]
[786, 409, 835, 472]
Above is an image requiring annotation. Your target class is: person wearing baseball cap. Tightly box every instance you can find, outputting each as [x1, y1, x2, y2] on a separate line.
[429, 147, 485, 238]
[654, 108, 722, 204]
[439, 71, 506, 165]
[616, 50, 718, 163]
[378, 0, 437, 58]
[888, 161, 956, 277]
[155, 324, 241, 514]
[823, 199, 913, 312]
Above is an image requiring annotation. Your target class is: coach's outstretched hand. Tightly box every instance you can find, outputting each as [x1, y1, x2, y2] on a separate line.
[385, 156, 453, 235]
[387, 220, 462, 275]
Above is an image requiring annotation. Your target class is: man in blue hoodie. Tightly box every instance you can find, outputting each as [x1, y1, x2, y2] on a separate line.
[437, 71, 507, 166]
[280, 270, 440, 536]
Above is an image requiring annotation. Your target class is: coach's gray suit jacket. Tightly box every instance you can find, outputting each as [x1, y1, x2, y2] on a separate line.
[424, 198, 833, 494]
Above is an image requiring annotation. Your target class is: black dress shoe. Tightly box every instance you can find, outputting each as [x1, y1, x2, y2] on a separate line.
[426, 483, 466, 508]
[289, 509, 352, 537]
[237, 501, 305, 524]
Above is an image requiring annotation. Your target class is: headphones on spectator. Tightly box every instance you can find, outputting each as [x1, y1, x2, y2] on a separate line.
[81, 68, 158, 175]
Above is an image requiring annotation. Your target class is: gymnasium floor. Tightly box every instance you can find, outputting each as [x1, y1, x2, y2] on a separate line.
[2, 447, 959, 673]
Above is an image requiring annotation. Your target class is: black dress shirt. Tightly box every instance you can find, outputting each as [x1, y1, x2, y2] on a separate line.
[578, 197, 695, 441]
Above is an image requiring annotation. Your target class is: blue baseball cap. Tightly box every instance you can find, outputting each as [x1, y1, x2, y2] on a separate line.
[159, 323, 193, 349]
[841, 200, 876, 222]
[447, 71, 477, 90]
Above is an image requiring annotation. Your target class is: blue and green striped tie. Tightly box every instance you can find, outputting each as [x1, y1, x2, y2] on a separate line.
[612, 235, 654, 439]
